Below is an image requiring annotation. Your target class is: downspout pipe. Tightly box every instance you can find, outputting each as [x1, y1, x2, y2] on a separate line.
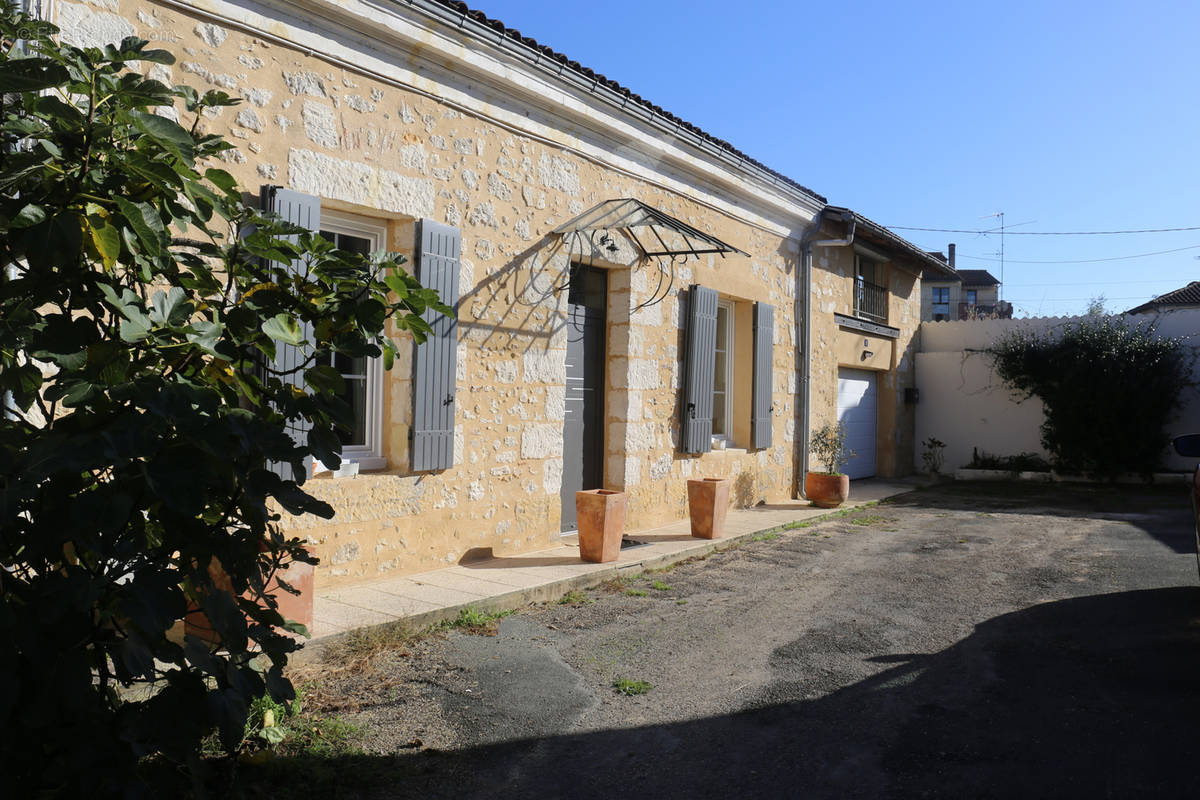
[797, 207, 856, 498]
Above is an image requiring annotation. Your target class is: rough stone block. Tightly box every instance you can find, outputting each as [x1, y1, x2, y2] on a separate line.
[520, 424, 563, 459]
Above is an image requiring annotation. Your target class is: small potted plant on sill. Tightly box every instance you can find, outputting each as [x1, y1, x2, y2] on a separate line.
[805, 423, 855, 508]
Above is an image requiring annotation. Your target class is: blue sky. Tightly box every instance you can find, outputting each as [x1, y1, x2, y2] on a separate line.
[472, 0, 1200, 316]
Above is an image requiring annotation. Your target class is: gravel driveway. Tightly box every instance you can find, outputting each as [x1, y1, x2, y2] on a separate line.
[284, 482, 1200, 798]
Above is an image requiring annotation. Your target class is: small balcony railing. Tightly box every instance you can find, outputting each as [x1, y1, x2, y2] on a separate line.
[854, 279, 887, 324]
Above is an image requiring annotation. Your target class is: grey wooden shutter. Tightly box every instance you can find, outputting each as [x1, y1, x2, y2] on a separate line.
[261, 185, 320, 482]
[752, 301, 774, 450]
[681, 285, 718, 454]
[411, 219, 461, 471]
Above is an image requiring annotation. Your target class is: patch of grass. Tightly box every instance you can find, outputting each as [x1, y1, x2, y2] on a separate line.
[319, 623, 416, 667]
[848, 514, 895, 527]
[601, 576, 631, 593]
[441, 606, 515, 636]
[201, 689, 363, 771]
[277, 713, 365, 760]
[650, 580, 673, 591]
[612, 678, 652, 696]
[749, 532, 781, 541]
[827, 500, 880, 519]
[676, 599, 688, 605]
[558, 590, 593, 605]
[781, 520, 812, 530]
[624, 588, 648, 597]
[645, 563, 677, 575]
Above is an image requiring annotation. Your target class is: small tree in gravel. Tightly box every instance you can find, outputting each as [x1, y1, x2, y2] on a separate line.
[0, 13, 445, 795]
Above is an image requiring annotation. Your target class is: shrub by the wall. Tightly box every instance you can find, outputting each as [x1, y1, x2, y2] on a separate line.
[989, 317, 1191, 478]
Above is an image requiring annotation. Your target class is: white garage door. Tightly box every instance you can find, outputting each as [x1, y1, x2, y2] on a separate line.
[837, 369, 877, 479]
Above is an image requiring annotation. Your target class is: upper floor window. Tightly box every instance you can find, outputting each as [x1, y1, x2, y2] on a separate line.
[966, 289, 978, 306]
[317, 210, 387, 470]
[854, 255, 887, 324]
[931, 286, 950, 321]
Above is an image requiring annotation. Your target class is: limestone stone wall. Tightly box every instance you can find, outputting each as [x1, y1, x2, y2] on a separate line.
[807, 243, 921, 479]
[55, 0, 815, 586]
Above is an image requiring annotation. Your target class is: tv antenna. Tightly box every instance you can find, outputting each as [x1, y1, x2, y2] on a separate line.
[981, 211, 1006, 301]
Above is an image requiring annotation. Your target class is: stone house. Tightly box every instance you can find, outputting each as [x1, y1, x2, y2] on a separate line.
[48, 0, 953, 588]
[922, 265, 1011, 321]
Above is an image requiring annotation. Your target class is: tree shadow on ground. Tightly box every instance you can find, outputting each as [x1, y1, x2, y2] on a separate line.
[239, 586, 1200, 799]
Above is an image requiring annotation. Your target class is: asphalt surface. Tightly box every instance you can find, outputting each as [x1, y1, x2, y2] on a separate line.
[293, 482, 1200, 798]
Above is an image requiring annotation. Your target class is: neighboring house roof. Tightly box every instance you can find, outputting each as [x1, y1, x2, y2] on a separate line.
[422, 1, 826, 205]
[824, 206, 959, 279]
[957, 269, 1000, 287]
[1125, 281, 1200, 314]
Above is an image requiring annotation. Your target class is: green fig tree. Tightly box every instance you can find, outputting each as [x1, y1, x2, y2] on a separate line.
[0, 11, 445, 794]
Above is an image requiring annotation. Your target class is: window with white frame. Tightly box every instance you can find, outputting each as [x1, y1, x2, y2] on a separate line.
[712, 299, 733, 440]
[317, 210, 387, 470]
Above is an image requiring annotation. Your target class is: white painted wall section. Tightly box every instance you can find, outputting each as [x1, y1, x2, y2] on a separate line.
[915, 311, 1200, 473]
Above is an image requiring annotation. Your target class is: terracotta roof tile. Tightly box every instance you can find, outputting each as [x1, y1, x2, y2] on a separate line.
[1126, 281, 1200, 313]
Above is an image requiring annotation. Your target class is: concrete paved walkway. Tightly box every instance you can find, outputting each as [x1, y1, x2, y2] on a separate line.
[311, 478, 921, 640]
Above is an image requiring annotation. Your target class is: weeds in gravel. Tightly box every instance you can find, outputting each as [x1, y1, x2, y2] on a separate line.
[602, 576, 631, 592]
[559, 590, 593, 605]
[442, 606, 515, 635]
[295, 623, 418, 688]
[650, 580, 673, 591]
[749, 532, 781, 541]
[781, 520, 812, 530]
[848, 514, 896, 527]
[612, 678, 653, 696]
[625, 588, 649, 597]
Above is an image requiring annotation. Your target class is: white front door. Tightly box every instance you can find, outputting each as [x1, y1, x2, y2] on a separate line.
[837, 369, 877, 479]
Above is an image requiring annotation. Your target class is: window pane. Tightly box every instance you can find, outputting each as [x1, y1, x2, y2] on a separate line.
[713, 304, 730, 438]
[712, 389, 726, 437]
[339, 376, 367, 447]
[320, 230, 373, 256]
[319, 352, 369, 447]
[334, 352, 367, 379]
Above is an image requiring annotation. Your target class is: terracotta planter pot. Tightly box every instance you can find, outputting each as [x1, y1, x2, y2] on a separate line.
[576, 489, 627, 563]
[805, 472, 850, 508]
[687, 478, 731, 539]
[185, 556, 315, 645]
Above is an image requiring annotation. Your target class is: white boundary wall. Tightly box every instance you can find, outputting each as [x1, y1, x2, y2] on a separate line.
[915, 310, 1200, 473]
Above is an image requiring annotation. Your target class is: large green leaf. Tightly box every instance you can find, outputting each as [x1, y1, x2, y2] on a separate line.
[115, 197, 167, 252]
[0, 57, 69, 92]
[262, 314, 303, 346]
[149, 286, 188, 326]
[84, 215, 121, 271]
[128, 110, 195, 161]
[10, 204, 47, 229]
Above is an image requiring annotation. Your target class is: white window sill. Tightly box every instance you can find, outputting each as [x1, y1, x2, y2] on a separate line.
[312, 454, 387, 477]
